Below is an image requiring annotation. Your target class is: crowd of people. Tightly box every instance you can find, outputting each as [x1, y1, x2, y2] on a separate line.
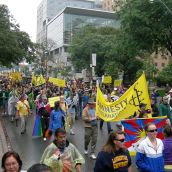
[0, 75, 172, 172]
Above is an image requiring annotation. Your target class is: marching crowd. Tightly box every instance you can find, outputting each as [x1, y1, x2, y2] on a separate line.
[0, 75, 172, 172]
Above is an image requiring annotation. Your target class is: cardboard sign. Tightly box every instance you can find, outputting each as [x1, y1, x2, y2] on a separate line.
[48, 96, 60, 107]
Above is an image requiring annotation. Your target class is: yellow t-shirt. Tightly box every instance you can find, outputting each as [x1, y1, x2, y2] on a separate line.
[16, 100, 29, 116]
[61, 103, 68, 113]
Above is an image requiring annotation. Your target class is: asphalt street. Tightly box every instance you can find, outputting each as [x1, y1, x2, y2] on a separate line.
[3, 114, 138, 172]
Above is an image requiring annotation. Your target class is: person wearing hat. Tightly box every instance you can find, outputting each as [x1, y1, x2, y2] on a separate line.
[82, 90, 90, 109]
[82, 98, 98, 160]
[167, 89, 172, 109]
[159, 96, 171, 125]
[16, 94, 30, 134]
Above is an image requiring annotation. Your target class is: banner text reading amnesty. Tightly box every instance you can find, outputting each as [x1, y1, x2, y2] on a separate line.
[97, 98, 128, 114]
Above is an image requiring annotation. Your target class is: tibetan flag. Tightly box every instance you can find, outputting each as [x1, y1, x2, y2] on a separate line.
[32, 114, 43, 137]
[121, 117, 167, 156]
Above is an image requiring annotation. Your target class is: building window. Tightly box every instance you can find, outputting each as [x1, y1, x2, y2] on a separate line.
[50, 51, 53, 55]
[55, 48, 59, 54]
[162, 63, 165, 67]
[154, 63, 157, 67]
[64, 46, 68, 52]
[67, 57, 71, 62]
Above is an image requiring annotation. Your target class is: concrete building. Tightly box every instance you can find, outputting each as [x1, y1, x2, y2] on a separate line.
[45, 7, 119, 72]
[152, 51, 171, 71]
[102, 0, 113, 11]
[102, 0, 127, 12]
[37, 0, 102, 44]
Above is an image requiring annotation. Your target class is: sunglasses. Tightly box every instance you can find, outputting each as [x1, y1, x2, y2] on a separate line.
[147, 129, 157, 133]
[114, 138, 125, 142]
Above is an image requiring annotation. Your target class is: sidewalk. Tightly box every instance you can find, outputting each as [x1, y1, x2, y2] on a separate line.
[0, 117, 9, 164]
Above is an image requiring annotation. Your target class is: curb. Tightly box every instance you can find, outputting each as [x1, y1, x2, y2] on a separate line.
[0, 117, 11, 161]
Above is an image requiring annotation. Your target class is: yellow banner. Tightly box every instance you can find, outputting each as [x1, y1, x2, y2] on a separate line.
[114, 79, 122, 87]
[96, 73, 151, 121]
[48, 96, 60, 107]
[102, 76, 112, 84]
[32, 74, 45, 86]
[10, 72, 22, 81]
[49, 77, 66, 87]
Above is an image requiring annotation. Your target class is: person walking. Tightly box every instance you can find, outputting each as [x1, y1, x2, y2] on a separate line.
[16, 94, 30, 134]
[40, 128, 85, 172]
[38, 98, 50, 141]
[159, 96, 171, 125]
[82, 99, 98, 160]
[94, 130, 132, 172]
[162, 125, 172, 166]
[136, 122, 164, 172]
[68, 101, 76, 135]
[100, 93, 112, 134]
[49, 101, 65, 134]
[8, 92, 18, 122]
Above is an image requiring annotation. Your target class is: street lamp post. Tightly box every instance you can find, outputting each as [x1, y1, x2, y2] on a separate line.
[44, 50, 48, 78]
[150, 0, 172, 15]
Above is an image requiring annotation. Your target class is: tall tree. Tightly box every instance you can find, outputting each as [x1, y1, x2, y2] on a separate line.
[0, 5, 36, 66]
[156, 60, 172, 85]
[69, 26, 142, 81]
[118, 0, 172, 55]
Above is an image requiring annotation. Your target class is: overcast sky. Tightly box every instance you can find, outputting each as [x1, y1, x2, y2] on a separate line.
[0, 0, 42, 42]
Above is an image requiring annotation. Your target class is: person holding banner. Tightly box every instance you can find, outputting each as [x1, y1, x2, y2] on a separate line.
[38, 99, 50, 141]
[94, 130, 132, 172]
[136, 122, 164, 172]
[100, 93, 113, 134]
[82, 99, 98, 160]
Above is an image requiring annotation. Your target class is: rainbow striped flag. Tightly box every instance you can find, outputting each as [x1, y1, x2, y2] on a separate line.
[32, 114, 43, 137]
[121, 117, 167, 155]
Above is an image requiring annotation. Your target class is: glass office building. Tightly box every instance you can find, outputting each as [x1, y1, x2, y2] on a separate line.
[47, 7, 119, 66]
[37, 0, 102, 43]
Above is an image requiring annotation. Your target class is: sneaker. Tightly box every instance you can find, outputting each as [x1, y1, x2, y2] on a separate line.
[43, 137, 46, 141]
[84, 150, 88, 155]
[90, 154, 96, 160]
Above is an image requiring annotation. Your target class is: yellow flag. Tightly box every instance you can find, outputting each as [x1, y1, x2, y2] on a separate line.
[31, 74, 36, 86]
[96, 73, 151, 121]
[32, 74, 45, 86]
[36, 75, 45, 86]
[11, 72, 22, 81]
[49, 77, 66, 87]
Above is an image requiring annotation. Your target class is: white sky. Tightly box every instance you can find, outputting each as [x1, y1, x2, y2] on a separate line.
[0, 0, 42, 42]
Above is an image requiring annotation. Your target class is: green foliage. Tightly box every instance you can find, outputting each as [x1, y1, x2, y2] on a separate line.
[118, 0, 172, 55]
[69, 26, 143, 82]
[0, 5, 36, 66]
[156, 60, 172, 85]
[156, 89, 165, 97]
